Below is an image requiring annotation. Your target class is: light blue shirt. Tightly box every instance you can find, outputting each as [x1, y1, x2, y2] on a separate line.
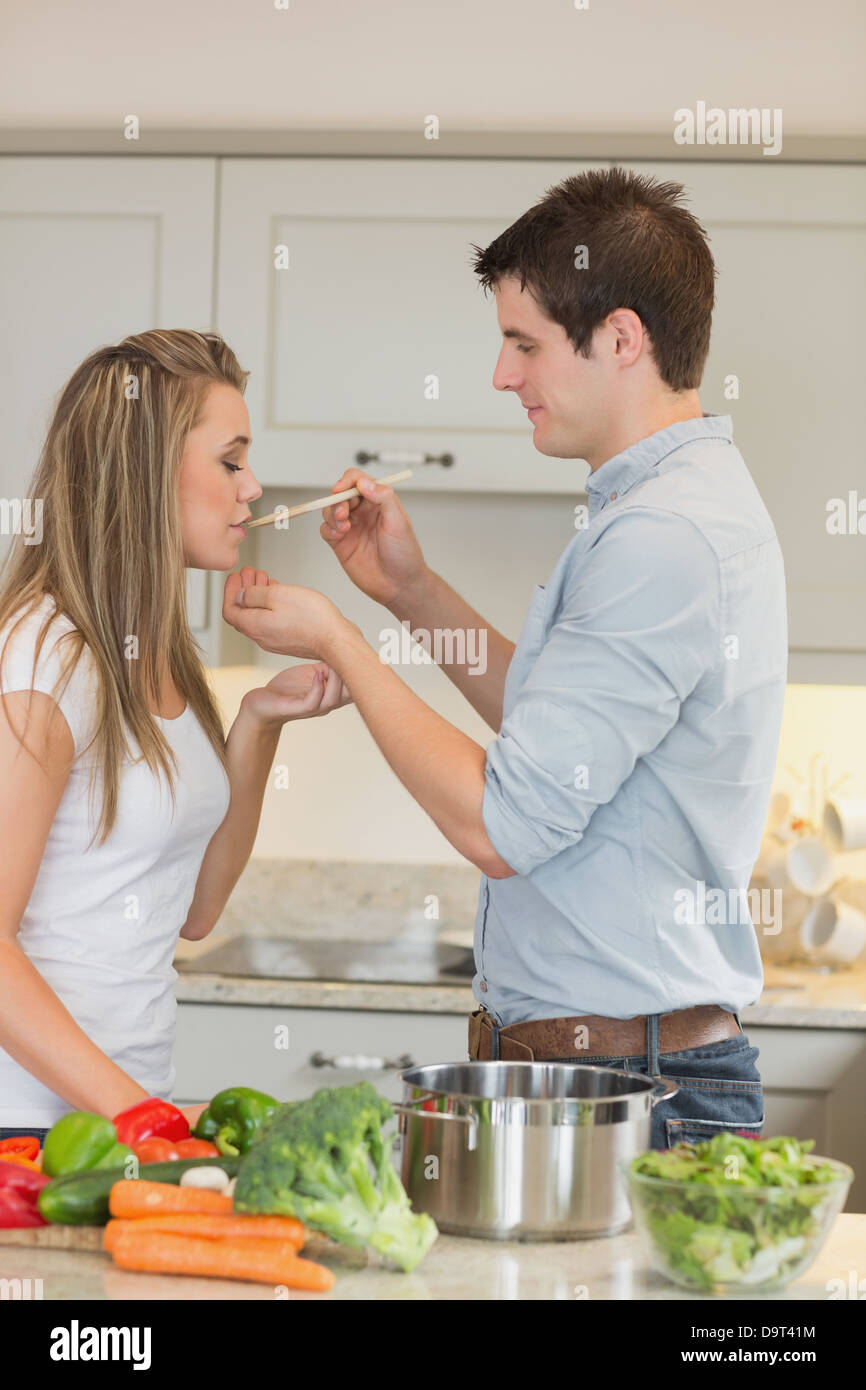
[476, 414, 787, 1025]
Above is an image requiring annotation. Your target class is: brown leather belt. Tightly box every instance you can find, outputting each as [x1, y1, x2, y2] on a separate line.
[468, 1004, 740, 1062]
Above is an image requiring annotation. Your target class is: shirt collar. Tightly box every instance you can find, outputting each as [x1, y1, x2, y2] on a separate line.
[585, 413, 733, 516]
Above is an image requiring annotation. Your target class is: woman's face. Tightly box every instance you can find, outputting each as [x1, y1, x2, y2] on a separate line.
[179, 383, 263, 570]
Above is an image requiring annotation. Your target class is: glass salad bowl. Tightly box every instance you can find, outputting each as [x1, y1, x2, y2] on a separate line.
[619, 1132, 853, 1295]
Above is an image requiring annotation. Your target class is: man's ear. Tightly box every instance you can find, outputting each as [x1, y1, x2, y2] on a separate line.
[607, 308, 644, 368]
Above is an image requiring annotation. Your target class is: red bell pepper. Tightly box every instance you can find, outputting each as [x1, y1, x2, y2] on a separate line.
[0, 1135, 39, 1161]
[113, 1097, 190, 1146]
[0, 1191, 46, 1228]
[0, 1159, 50, 1228]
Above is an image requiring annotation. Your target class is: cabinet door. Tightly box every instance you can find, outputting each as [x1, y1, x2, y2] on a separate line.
[0, 157, 220, 652]
[623, 163, 866, 666]
[216, 158, 608, 495]
[746, 1024, 866, 1213]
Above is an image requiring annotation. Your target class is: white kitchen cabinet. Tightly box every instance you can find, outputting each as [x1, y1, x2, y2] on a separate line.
[0, 156, 227, 664]
[221, 152, 866, 676]
[4, 156, 862, 671]
[174, 1001, 468, 1105]
[215, 158, 607, 495]
[747, 1024, 866, 1212]
[174, 1004, 866, 1213]
[218, 155, 866, 670]
[623, 162, 866, 674]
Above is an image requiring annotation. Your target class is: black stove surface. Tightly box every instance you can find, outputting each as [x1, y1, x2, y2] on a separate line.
[177, 935, 475, 986]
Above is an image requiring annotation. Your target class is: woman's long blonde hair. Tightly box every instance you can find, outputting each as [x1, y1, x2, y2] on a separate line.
[0, 329, 249, 845]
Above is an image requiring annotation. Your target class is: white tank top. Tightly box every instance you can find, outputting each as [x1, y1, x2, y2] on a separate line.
[0, 597, 231, 1125]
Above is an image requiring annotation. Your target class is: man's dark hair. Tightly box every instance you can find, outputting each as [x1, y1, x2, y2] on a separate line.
[472, 166, 716, 392]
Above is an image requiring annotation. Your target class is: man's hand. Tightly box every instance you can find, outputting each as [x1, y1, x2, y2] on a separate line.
[320, 469, 431, 609]
[223, 568, 348, 660]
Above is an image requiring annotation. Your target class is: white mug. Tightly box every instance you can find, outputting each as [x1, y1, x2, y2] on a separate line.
[822, 798, 866, 853]
[765, 834, 836, 898]
[800, 896, 866, 964]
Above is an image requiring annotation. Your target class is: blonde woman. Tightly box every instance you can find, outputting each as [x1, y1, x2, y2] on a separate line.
[0, 330, 349, 1142]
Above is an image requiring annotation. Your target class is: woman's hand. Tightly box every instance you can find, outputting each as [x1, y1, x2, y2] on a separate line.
[223, 567, 352, 726]
[241, 661, 352, 728]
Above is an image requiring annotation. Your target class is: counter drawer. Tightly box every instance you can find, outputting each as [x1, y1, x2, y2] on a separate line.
[174, 1002, 468, 1104]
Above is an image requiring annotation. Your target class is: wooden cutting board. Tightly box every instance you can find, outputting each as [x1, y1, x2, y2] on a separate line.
[0, 1224, 105, 1251]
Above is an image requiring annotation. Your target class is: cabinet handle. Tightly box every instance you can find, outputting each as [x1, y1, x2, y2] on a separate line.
[355, 450, 453, 469]
[309, 1050, 416, 1072]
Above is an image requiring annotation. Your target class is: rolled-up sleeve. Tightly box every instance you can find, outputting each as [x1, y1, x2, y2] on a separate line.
[481, 508, 720, 876]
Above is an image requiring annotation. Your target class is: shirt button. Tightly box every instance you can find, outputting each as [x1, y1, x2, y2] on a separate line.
[609, 491, 618, 501]
[479, 980, 488, 992]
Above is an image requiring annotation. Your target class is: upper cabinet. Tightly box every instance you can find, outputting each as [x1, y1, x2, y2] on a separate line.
[216, 159, 606, 495]
[622, 162, 866, 662]
[0, 157, 221, 653]
[0, 157, 217, 516]
[2, 155, 862, 675]
[219, 156, 866, 672]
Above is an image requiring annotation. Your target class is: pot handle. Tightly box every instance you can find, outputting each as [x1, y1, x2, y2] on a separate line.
[650, 1077, 679, 1107]
[392, 1100, 479, 1152]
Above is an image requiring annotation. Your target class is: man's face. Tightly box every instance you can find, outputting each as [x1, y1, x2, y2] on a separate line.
[492, 275, 609, 463]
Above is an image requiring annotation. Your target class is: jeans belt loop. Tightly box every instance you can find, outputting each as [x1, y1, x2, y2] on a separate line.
[647, 1012, 662, 1079]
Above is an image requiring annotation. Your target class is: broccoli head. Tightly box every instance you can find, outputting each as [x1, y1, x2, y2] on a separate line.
[232, 1081, 438, 1273]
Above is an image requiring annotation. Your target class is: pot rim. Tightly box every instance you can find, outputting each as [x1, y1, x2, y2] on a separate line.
[399, 1059, 660, 1108]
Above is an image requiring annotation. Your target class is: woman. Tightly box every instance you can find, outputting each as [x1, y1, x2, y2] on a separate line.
[0, 330, 349, 1142]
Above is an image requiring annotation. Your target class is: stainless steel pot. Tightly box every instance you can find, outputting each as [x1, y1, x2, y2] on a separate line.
[395, 1061, 678, 1241]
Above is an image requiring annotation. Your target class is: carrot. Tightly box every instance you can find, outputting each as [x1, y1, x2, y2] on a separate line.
[109, 1180, 233, 1218]
[108, 1229, 335, 1291]
[103, 1213, 306, 1252]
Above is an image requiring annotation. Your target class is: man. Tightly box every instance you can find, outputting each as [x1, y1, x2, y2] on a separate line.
[224, 167, 787, 1149]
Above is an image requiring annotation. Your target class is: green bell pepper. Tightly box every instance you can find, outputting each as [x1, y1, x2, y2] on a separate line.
[42, 1112, 136, 1178]
[193, 1087, 279, 1156]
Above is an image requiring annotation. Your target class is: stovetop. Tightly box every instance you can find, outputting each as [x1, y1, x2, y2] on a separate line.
[176, 935, 476, 986]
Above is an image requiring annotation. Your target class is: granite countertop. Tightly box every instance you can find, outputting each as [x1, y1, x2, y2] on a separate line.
[173, 859, 866, 1029]
[2, 1214, 863, 1301]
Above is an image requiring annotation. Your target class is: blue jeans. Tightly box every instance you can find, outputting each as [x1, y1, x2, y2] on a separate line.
[0, 1127, 51, 1143]
[546, 1013, 764, 1150]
